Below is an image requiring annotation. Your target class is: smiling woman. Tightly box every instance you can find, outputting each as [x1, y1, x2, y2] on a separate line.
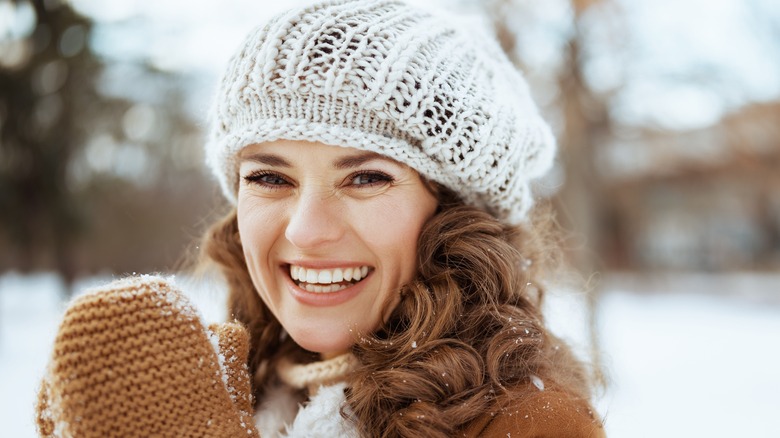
[35, 1, 604, 437]
[237, 140, 437, 357]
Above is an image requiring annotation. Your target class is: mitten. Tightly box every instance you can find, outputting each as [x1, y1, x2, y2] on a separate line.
[35, 275, 261, 438]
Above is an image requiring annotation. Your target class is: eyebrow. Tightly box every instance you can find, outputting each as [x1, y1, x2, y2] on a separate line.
[333, 151, 396, 169]
[241, 151, 398, 169]
[241, 153, 292, 167]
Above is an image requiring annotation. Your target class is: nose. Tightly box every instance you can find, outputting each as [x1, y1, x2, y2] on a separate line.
[284, 189, 346, 249]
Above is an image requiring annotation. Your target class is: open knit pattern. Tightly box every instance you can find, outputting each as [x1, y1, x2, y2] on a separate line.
[35, 276, 259, 438]
[207, 0, 556, 224]
[277, 352, 359, 393]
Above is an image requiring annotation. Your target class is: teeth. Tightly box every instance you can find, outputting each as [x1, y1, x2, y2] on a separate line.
[318, 270, 332, 284]
[290, 265, 372, 286]
[300, 282, 349, 293]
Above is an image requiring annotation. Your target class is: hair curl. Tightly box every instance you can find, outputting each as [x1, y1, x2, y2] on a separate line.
[201, 188, 594, 437]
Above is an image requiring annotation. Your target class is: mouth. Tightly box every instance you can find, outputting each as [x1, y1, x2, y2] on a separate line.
[288, 264, 374, 293]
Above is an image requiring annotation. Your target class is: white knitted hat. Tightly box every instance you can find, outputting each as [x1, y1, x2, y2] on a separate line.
[206, 0, 555, 224]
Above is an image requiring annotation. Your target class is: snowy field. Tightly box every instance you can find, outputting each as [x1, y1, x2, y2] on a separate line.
[1, 271, 779, 437]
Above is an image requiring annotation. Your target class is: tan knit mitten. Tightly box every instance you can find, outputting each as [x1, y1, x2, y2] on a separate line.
[35, 275, 260, 438]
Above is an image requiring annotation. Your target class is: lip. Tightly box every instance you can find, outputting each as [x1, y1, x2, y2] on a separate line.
[281, 264, 374, 307]
[282, 260, 370, 269]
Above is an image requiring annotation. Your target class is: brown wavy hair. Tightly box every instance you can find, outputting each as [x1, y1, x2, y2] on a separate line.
[201, 186, 594, 437]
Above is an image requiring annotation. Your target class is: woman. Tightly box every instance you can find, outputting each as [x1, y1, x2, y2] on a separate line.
[36, 0, 605, 436]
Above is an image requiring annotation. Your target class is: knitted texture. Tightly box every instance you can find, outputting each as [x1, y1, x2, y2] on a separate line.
[277, 352, 359, 393]
[35, 276, 259, 438]
[206, 0, 556, 224]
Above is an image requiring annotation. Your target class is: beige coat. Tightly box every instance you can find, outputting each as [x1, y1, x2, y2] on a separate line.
[461, 383, 606, 438]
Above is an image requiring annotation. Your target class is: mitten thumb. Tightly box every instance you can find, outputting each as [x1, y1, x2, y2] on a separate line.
[208, 322, 255, 418]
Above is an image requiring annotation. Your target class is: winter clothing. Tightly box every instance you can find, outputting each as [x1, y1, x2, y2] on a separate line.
[255, 352, 361, 437]
[36, 276, 604, 438]
[206, 0, 556, 224]
[277, 351, 359, 394]
[255, 377, 605, 438]
[35, 276, 259, 438]
[254, 382, 360, 438]
[461, 384, 606, 438]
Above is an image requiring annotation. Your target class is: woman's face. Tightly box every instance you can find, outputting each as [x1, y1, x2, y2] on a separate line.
[237, 140, 437, 357]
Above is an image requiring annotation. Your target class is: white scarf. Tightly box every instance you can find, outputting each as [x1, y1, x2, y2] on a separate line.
[254, 353, 361, 438]
[254, 381, 360, 438]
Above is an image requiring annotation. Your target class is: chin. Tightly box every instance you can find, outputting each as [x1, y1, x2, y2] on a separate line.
[289, 327, 354, 356]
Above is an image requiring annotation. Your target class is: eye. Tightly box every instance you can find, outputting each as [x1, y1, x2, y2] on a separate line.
[243, 171, 291, 189]
[348, 171, 393, 187]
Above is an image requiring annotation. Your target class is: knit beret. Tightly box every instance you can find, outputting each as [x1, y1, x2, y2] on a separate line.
[206, 0, 555, 224]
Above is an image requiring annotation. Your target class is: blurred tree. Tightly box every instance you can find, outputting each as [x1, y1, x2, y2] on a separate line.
[1, 1, 220, 292]
[478, 0, 626, 382]
[478, 0, 780, 276]
[0, 0, 96, 289]
[487, 0, 624, 271]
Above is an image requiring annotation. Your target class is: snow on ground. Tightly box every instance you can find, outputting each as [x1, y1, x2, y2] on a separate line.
[1, 271, 779, 437]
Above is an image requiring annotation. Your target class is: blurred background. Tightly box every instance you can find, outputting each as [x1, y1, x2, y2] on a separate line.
[1, 0, 779, 436]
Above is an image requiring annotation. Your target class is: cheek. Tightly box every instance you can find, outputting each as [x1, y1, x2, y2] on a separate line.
[356, 196, 434, 278]
[237, 202, 263, 252]
[236, 197, 283, 280]
[237, 194, 284, 242]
